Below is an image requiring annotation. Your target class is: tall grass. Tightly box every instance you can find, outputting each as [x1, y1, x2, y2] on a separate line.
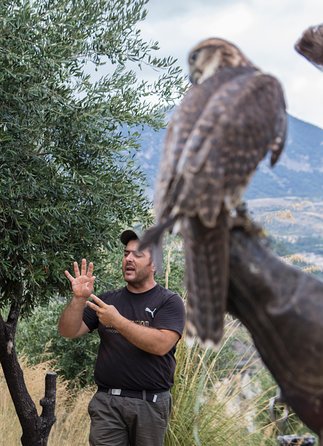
[1, 329, 304, 446]
[166, 319, 278, 446]
[0, 359, 92, 446]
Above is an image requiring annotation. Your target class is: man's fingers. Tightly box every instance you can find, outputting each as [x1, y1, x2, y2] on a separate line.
[87, 262, 94, 277]
[86, 301, 99, 311]
[90, 294, 105, 306]
[73, 261, 80, 277]
[81, 258, 87, 276]
[64, 270, 74, 281]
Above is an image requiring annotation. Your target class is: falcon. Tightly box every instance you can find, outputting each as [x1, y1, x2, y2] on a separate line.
[295, 23, 323, 69]
[140, 38, 287, 345]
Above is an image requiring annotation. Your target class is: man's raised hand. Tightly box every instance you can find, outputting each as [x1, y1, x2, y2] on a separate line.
[64, 258, 95, 299]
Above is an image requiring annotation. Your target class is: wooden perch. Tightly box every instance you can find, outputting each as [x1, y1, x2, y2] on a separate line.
[227, 225, 323, 441]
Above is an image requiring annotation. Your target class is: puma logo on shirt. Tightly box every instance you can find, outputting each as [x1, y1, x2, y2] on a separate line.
[145, 307, 157, 318]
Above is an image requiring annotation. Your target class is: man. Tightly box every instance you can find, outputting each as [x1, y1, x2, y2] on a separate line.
[58, 227, 186, 446]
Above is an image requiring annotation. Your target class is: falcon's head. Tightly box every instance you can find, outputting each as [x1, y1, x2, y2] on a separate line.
[188, 37, 254, 84]
[295, 23, 323, 70]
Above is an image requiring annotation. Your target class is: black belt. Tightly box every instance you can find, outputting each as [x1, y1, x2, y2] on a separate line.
[97, 387, 169, 403]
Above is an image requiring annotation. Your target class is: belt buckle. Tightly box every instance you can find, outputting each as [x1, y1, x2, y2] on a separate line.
[111, 389, 122, 396]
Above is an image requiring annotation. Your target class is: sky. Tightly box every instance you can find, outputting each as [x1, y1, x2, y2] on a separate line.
[140, 0, 323, 129]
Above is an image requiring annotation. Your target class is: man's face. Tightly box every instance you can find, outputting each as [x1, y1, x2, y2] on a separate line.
[122, 239, 155, 286]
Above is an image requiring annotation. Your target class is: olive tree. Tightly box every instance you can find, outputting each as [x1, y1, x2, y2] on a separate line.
[0, 0, 185, 444]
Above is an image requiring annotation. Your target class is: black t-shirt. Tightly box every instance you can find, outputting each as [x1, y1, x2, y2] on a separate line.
[83, 284, 186, 391]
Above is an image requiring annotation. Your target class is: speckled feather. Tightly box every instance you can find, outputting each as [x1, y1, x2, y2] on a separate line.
[184, 210, 229, 344]
[141, 38, 287, 345]
[156, 68, 286, 228]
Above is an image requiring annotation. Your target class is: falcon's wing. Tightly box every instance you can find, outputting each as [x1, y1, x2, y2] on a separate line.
[156, 70, 286, 228]
[154, 68, 256, 222]
[154, 83, 214, 222]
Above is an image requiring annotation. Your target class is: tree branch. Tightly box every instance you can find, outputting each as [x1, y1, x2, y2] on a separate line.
[228, 226, 323, 437]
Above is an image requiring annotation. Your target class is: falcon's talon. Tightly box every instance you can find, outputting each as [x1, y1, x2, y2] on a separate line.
[229, 210, 264, 237]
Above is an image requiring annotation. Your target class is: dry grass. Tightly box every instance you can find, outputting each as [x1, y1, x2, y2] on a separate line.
[0, 342, 308, 446]
[0, 358, 94, 446]
[264, 210, 296, 224]
[1, 350, 264, 446]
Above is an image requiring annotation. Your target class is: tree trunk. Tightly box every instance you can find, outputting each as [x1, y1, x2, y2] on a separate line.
[39, 372, 57, 445]
[0, 297, 57, 445]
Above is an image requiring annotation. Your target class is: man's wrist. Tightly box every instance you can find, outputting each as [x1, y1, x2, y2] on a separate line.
[71, 294, 88, 304]
[112, 313, 130, 332]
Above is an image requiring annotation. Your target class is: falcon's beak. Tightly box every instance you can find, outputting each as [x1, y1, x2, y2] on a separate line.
[189, 69, 201, 85]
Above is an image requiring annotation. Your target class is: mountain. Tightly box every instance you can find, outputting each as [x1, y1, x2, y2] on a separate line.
[246, 116, 323, 199]
[137, 114, 323, 273]
[137, 114, 323, 200]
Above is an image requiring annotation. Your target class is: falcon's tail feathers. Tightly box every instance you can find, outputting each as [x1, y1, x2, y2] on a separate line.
[184, 210, 230, 346]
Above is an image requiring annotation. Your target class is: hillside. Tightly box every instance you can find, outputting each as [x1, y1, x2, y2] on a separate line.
[246, 116, 323, 199]
[248, 197, 323, 279]
[137, 114, 323, 200]
[137, 115, 323, 274]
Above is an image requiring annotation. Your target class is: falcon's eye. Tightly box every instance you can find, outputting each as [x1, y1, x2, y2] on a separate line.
[189, 50, 199, 64]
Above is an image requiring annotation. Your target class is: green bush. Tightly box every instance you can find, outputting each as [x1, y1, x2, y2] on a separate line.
[16, 299, 99, 387]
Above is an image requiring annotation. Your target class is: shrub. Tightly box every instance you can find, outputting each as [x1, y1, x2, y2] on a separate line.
[16, 299, 99, 387]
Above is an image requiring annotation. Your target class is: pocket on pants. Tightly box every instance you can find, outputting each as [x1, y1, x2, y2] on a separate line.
[88, 391, 101, 417]
[154, 394, 171, 423]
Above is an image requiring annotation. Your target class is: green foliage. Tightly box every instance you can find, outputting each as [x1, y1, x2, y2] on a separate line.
[0, 0, 185, 314]
[16, 299, 99, 386]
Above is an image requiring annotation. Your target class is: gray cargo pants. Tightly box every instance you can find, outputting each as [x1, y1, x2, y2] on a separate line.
[88, 390, 171, 446]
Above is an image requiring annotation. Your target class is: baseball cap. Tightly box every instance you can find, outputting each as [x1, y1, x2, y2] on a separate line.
[120, 224, 144, 245]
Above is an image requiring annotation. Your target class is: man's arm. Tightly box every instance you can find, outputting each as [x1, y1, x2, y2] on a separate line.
[58, 297, 90, 338]
[58, 259, 94, 338]
[87, 294, 180, 356]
